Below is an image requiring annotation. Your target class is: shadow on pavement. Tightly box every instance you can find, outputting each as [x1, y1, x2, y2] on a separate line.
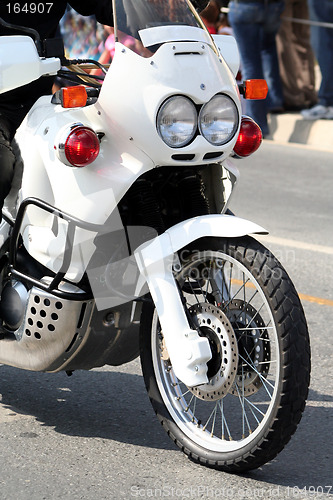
[0, 365, 332, 490]
[0, 364, 174, 450]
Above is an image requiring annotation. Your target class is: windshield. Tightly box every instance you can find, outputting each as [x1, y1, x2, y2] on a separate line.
[113, 0, 205, 54]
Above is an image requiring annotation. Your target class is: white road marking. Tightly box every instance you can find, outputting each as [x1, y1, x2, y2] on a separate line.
[257, 234, 333, 255]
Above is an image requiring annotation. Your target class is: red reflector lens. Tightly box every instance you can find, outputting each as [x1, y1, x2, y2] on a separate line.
[64, 127, 100, 167]
[233, 117, 262, 157]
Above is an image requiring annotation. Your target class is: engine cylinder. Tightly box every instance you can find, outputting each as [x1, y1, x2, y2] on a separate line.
[0, 281, 28, 330]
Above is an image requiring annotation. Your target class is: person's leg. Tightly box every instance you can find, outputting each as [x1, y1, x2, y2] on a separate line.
[228, 2, 269, 135]
[0, 117, 16, 217]
[276, 0, 297, 107]
[303, 0, 333, 117]
[292, 0, 316, 107]
[261, 1, 285, 111]
[311, 0, 333, 106]
[277, 0, 316, 109]
[307, 0, 319, 55]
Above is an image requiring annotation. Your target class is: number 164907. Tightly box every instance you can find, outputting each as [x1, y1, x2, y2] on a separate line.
[6, 3, 53, 14]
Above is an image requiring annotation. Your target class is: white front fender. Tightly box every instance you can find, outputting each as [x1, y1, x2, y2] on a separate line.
[134, 214, 267, 387]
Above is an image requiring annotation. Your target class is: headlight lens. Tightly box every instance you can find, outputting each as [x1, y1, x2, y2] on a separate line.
[157, 96, 197, 148]
[199, 94, 239, 145]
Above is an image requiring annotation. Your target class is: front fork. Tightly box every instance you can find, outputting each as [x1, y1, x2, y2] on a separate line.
[134, 214, 267, 387]
[135, 231, 212, 387]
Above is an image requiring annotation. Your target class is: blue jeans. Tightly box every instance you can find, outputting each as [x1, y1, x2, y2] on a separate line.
[228, 1, 285, 135]
[308, 0, 333, 106]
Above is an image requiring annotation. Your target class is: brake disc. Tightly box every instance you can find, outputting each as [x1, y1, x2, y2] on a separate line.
[187, 303, 239, 401]
[225, 300, 271, 396]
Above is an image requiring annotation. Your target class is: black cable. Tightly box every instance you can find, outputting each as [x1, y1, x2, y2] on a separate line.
[59, 69, 104, 82]
[63, 58, 108, 75]
[0, 17, 42, 54]
[56, 71, 102, 89]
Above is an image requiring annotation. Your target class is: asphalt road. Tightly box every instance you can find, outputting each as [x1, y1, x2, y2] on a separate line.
[0, 141, 332, 500]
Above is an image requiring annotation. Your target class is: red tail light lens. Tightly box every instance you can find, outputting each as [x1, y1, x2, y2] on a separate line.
[233, 117, 262, 158]
[64, 126, 100, 167]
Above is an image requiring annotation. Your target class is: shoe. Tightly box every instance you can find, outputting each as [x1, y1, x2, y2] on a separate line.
[301, 104, 333, 120]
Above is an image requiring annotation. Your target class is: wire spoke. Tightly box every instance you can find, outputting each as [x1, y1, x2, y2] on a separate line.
[177, 388, 192, 400]
[184, 394, 195, 412]
[239, 351, 274, 398]
[235, 382, 252, 437]
[203, 402, 218, 432]
[240, 359, 276, 368]
[221, 277, 252, 312]
[230, 289, 259, 324]
[210, 403, 219, 437]
[235, 326, 274, 332]
[191, 397, 197, 423]
[244, 397, 266, 419]
[219, 399, 232, 440]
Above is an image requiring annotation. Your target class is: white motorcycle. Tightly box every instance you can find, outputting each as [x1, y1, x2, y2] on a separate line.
[0, 0, 310, 472]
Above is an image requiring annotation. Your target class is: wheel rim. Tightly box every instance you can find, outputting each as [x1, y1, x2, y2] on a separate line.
[151, 250, 281, 453]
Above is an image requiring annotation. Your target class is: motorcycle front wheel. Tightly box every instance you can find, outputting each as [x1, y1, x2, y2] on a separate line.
[140, 236, 310, 472]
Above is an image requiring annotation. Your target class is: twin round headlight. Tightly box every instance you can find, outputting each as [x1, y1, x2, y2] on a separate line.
[157, 94, 239, 148]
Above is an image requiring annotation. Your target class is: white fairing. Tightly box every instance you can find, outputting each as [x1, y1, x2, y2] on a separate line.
[14, 34, 242, 281]
[138, 27, 240, 77]
[211, 34, 240, 77]
[0, 36, 60, 94]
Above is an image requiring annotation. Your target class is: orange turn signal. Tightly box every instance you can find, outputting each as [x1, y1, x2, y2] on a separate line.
[61, 85, 88, 108]
[243, 80, 268, 100]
